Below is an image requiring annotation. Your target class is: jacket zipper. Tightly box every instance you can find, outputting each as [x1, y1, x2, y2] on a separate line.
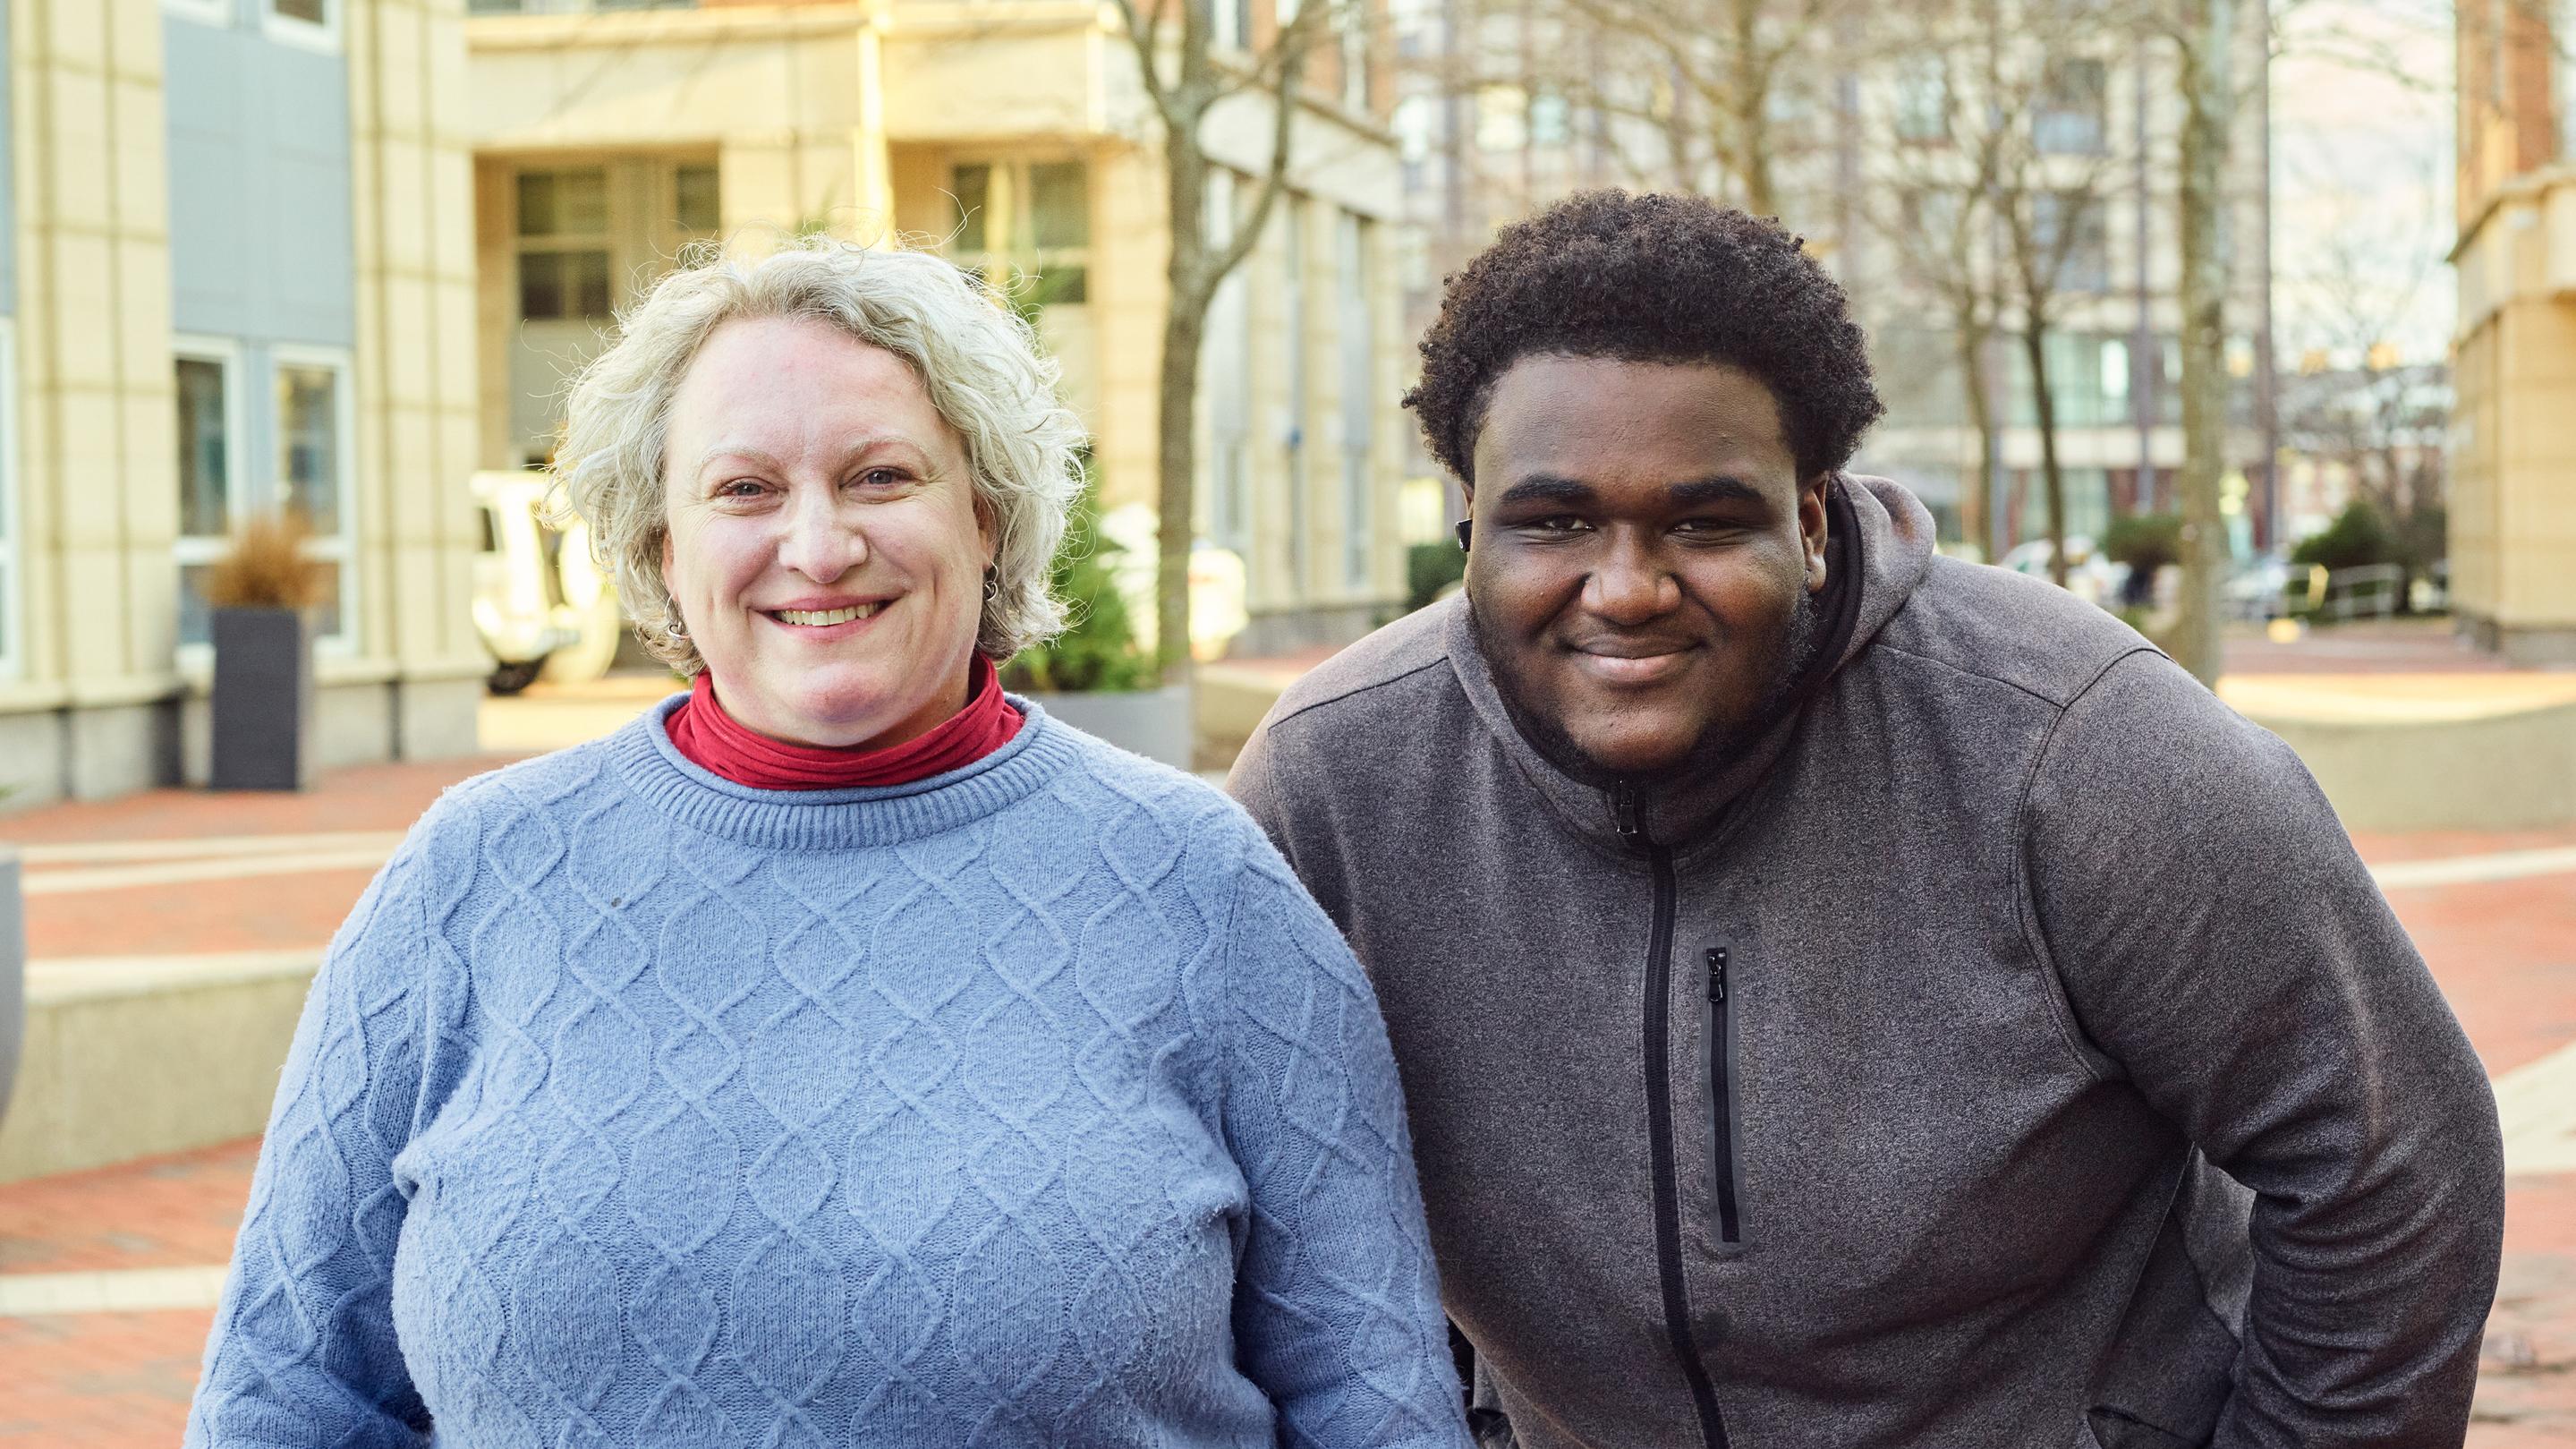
[1612, 784, 1731, 1449]
[1705, 947, 1742, 1243]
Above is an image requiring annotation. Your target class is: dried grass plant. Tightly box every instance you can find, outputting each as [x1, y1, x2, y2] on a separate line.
[202, 512, 329, 611]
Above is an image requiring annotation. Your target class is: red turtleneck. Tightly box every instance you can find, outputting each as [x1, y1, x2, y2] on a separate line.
[667, 654, 1023, 789]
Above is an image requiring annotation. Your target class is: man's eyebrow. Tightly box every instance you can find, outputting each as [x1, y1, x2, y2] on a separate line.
[1494, 475, 1594, 508]
[1668, 477, 1767, 507]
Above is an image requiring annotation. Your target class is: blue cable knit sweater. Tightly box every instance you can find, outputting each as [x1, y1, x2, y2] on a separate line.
[185, 698, 1467, 1449]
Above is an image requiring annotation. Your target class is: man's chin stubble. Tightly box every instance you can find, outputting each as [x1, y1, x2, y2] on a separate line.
[1469, 587, 1823, 789]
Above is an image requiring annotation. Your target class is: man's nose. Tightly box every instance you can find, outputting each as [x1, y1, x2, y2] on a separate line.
[776, 487, 868, 582]
[1585, 533, 1679, 624]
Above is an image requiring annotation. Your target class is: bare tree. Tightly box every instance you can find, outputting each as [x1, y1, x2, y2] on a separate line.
[1427, 0, 1868, 219]
[1862, 0, 2138, 575]
[1109, 0, 1337, 677]
[2163, 0, 2244, 684]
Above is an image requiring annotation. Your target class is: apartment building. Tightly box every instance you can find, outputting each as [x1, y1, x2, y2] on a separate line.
[2450, 0, 2576, 662]
[1388, 0, 2274, 558]
[464, 0, 1416, 656]
[0, 0, 483, 808]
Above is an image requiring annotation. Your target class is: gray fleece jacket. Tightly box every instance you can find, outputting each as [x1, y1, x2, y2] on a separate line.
[1228, 475, 2503, 1449]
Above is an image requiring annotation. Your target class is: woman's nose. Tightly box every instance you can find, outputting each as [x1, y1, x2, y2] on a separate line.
[775, 487, 869, 583]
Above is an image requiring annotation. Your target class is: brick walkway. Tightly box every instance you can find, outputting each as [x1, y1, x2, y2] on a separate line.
[3, 693, 2573, 1442]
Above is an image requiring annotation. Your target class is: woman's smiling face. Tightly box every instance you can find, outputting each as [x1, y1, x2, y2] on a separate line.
[659, 314, 994, 749]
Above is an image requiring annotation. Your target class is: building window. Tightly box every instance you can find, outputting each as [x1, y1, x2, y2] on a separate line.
[264, 0, 339, 50]
[676, 164, 721, 234]
[274, 349, 355, 644]
[2031, 190, 2109, 293]
[1529, 90, 1572, 148]
[516, 167, 614, 320]
[174, 341, 244, 652]
[164, 0, 236, 25]
[1475, 85, 1528, 151]
[1892, 55, 1948, 143]
[1392, 96, 1437, 191]
[1337, 212, 1374, 588]
[946, 159, 1092, 307]
[173, 341, 354, 653]
[2035, 57, 2107, 154]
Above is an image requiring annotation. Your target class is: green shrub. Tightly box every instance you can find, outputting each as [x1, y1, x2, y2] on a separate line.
[2101, 513, 2181, 575]
[2289, 499, 2398, 574]
[1407, 541, 1467, 613]
[1002, 471, 1160, 693]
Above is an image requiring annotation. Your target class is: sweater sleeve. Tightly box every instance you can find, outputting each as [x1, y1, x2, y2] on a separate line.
[184, 814, 455, 1448]
[2022, 649, 2503, 1448]
[1217, 834, 1471, 1449]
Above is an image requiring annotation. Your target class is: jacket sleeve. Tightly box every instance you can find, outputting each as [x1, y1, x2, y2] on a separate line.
[184, 820, 453, 1448]
[1216, 832, 1471, 1449]
[2023, 648, 2503, 1448]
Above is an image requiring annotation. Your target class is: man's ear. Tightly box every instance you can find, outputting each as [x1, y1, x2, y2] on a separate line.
[1799, 473, 1832, 592]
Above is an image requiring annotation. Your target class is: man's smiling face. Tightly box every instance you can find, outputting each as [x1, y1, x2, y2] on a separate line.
[1465, 354, 1829, 780]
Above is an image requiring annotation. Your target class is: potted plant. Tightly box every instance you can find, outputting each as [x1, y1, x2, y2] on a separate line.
[205, 513, 328, 790]
[1003, 478, 1194, 768]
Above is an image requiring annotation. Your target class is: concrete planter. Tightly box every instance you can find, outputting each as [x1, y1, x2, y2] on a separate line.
[1023, 685, 1194, 770]
[211, 607, 317, 790]
[0, 848, 20, 1133]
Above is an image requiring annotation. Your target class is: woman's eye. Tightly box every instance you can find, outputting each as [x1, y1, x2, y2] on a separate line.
[717, 479, 768, 499]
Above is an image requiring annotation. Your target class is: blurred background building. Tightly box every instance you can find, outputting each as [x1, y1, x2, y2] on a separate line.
[0, 0, 483, 808]
[2450, 0, 2576, 664]
[464, 0, 1414, 659]
[1387, 0, 2278, 558]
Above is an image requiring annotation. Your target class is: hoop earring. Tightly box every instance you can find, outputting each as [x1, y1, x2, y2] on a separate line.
[982, 567, 999, 603]
[664, 615, 688, 642]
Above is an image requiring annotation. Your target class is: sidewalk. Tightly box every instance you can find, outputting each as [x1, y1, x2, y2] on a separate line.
[3, 661, 2573, 1443]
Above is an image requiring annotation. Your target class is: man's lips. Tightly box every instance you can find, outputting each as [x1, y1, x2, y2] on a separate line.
[1565, 638, 1697, 685]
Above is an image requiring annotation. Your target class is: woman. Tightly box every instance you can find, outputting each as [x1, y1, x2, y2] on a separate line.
[185, 240, 1467, 1449]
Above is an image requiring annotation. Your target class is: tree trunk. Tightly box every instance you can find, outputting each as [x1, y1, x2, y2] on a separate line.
[1152, 121, 1213, 683]
[2170, 0, 2234, 686]
[1154, 280, 1209, 680]
[2021, 320, 2070, 587]
[1956, 323, 1996, 560]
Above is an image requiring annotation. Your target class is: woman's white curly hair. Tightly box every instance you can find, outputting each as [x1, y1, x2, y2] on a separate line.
[551, 237, 1085, 673]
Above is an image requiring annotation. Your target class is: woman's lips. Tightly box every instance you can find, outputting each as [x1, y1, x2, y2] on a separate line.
[761, 599, 889, 641]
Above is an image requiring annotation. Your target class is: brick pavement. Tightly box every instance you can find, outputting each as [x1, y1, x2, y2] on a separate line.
[3, 749, 2574, 1443]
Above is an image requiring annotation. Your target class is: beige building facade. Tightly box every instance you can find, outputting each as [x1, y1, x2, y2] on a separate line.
[2452, 0, 2576, 662]
[465, 0, 1414, 657]
[0, 0, 484, 810]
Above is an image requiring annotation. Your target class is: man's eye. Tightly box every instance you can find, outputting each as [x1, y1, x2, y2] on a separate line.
[1524, 516, 1589, 534]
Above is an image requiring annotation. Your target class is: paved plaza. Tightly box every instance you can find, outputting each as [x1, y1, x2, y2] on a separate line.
[3, 649, 2573, 1445]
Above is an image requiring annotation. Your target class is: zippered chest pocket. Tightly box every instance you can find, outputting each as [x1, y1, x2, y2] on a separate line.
[1703, 946, 1744, 1245]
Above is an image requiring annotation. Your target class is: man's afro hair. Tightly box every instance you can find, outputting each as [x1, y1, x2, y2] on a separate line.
[1404, 191, 1884, 485]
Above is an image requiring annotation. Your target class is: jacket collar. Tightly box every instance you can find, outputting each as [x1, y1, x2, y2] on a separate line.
[1443, 473, 1939, 854]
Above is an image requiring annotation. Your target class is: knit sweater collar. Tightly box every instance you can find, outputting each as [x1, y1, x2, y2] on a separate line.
[608, 691, 1084, 852]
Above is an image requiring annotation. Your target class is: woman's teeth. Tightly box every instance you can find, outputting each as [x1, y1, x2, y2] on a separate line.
[775, 604, 879, 626]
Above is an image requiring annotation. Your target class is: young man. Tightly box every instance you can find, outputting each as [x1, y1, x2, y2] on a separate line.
[1228, 192, 2503, 1447]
